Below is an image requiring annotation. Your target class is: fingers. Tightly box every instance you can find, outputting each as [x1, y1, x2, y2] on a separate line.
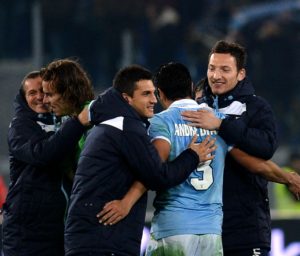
[96, 201, 125, 225]
[98, 211, 119, 225]
[190, 134, 198, 144]
[288, 173, 300, 200]
[201, 135, 211, 144]
[197, 109, 210, 113]
[181, 110, 199, 118]
[97, 207, 124, 225]
[182, 111, 202, 127]
[104, 216, 123, 225]
[206, 138, 217, 150]
[201, 149, 216, 162]
[189, 134, 217, 163]
[96, 200, 127, 226]
[182, 109, 209, 118]
[200, 136, 216, 150]
[198, 137, 217, 162]
[197, 134, 213, 144]
[96, 207, 111, 223]
[186, 122, 202, 128]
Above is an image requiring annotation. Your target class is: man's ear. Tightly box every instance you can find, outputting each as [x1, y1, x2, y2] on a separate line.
[237, 68, 246, 81]
[157, 88, 165, 101]
[122, 93, 130, 103]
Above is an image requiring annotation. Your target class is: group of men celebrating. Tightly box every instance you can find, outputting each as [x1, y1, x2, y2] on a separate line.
[2, 40, 300, 256]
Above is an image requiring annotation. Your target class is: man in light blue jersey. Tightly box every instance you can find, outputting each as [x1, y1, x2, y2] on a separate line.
[144, 62, 226, 255]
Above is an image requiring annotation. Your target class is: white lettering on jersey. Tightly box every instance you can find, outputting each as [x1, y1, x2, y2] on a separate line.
[174, 123, 217, 137]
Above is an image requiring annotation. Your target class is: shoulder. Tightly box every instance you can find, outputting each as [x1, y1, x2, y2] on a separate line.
[237, 94, 273, 112]
[99, 116, 148, 137]
[248, 95, 274, 115]
[9, 115, 37, 131]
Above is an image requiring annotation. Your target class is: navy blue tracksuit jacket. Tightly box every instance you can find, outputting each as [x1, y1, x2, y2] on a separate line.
[200, 77, 278, 252]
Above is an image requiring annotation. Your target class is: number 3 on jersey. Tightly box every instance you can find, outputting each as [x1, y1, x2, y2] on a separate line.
[190, 160, 213, 190]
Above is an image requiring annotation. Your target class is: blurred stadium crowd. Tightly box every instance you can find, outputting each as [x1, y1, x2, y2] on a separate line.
[0, 0, 300, 168]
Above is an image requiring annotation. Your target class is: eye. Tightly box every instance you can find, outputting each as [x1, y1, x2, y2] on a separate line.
[222, 67, 231, 72]
[27, 91, 37, 97]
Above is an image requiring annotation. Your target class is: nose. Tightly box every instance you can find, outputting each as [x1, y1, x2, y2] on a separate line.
[43, 95, 49, 104]
[151, 93, 157, 103]
[37, 91, 44, 100]
[212, 69, 221, 79]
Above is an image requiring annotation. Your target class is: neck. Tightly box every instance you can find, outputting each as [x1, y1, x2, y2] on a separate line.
[165, 96, 192, 108]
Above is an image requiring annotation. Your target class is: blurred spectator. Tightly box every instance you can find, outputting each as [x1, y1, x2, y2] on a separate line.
[0, 176, 7, 210]
[143, 2, 184, 71]
[0, 175, 8, 254]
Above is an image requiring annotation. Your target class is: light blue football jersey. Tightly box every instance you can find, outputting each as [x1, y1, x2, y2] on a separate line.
[149, 99, 228, 240]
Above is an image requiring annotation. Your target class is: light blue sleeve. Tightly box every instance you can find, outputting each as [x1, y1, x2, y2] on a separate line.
[149, 114, 171, 143]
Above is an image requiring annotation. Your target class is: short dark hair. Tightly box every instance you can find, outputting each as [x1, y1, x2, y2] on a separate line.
[113, 65, 152, 96]
[193, 78, 205, 100]
[40, 59, 94, 114]
[209, 40, 247, 71]
[154, 62, 192, 101]
[20, 70, 41, 97]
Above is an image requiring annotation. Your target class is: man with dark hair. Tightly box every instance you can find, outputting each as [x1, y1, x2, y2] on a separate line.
[3, 68, 89, 256]
[143, 62, 227, 255]
[182, 40, 278, 255]
[64, 64, 216, 256]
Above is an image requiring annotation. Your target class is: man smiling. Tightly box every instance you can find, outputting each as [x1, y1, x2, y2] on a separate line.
[182, 40, 278, 256]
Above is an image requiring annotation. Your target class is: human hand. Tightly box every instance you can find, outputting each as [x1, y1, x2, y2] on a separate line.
[182, 109, 222, 130]
[286, 172, 300, 201]
[188, 135, 216, 163]
[96, 200, 130, 225]
[78, 106, 90, 126]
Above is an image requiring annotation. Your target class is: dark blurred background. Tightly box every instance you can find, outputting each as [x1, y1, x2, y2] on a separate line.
[0, 0, 300, 216]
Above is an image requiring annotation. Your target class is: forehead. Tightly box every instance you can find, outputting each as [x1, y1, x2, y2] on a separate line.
[134, 79, 155, 92]
[209, 53, 237, 68]
[24, 77, 42, 92]
[42, 80, 57, 93]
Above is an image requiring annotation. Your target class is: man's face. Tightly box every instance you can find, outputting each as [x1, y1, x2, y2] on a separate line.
[42, 80, 71, 116]
[24, 76, 48, 113]
[123, 79, 157, 118]
[207, 53, 245, 95]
